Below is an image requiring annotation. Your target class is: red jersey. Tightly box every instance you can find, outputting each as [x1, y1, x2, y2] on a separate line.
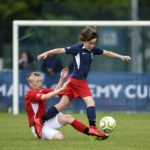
[25, 88, 54, 127]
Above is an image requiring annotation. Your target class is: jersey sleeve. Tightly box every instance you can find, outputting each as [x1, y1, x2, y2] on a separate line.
[43, 88, 62, 98]
[42, 88, 54, 94]
[65, 45, 80, 55]
[93, 47, 104, 55]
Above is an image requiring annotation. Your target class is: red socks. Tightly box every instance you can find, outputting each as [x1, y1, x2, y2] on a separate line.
[71, 119, 88, 134]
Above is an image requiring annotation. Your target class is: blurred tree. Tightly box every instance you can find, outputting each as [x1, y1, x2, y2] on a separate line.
[1, 0, 150, 69]
[42, 0, 131, 20]
[0, 0, 41, 19]
[0, 0, 41, 66]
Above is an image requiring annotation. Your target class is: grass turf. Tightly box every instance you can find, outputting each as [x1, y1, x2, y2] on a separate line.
[0, 112, 150, 150]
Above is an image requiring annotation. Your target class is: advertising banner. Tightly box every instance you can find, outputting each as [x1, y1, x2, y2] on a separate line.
[0, 71, 149, 112]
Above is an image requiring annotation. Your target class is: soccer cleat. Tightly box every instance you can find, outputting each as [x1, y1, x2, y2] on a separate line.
[88, 126, 108, 140]
[89, 134, 109, 141]
[33, 118, 44, 139]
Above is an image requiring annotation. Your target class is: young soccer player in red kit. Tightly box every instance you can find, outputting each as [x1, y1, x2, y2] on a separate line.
[36, 26, 131, 140]
[25, 68, 95, 140]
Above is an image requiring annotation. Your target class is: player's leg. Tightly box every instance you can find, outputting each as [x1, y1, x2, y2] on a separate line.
[70, 79, 97, 127]
[58, 114, 89, 135]
[41, 95, 70, 122]
[82, 96, 96, 126]
[82, 96, 108, 139]
[39, 113, 88, 140]
[42, 118, 64, 140]
[33, 95, 70, 138]
[52, 132, 64, 140]
[31, 125, 64, 140]
[55, 95, 70, 112]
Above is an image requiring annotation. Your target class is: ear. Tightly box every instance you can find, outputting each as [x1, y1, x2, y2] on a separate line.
[28, 81, 32, 87]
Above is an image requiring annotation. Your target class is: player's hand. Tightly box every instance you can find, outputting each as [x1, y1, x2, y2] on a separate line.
[62, 80, 70, 90]
[121, 56, 131, 61]
[60, 67, 69, 79]
[37, 52, 48, 60]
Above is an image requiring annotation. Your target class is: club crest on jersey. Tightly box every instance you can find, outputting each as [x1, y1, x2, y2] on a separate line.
[37, 94, 40, 97]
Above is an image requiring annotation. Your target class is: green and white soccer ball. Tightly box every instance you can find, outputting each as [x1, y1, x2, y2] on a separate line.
[99, 116, 116, 133]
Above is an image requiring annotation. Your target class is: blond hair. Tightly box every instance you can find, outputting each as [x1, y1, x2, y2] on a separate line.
[26, 72, 42, 82]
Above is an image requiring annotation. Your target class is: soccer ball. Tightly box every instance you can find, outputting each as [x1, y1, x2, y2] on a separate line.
[99, 116, 116, 133]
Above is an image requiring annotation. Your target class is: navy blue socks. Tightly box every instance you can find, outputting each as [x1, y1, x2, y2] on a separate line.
[41, 106, 58, 122]
[87, 106, 96, 126]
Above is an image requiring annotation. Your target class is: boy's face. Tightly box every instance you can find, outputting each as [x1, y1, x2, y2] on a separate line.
[29, 76, 42, 91]
[83, 38, 97, 51]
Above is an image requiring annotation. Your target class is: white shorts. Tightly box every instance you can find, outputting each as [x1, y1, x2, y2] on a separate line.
[31, 112, 63, 140]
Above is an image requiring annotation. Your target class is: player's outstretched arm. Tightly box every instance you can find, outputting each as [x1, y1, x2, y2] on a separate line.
[55, 67, 69, 90]
[103, 50, 131, 61]
[41, 80, 70, 100]
[37, 48, 66, 60]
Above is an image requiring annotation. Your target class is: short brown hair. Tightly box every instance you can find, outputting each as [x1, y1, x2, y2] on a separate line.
[79, 26, 98, 42]
[26, 72, 42, 82]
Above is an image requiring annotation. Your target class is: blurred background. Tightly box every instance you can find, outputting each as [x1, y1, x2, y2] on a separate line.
[0, 0, 150, 112]
[0, 0, 150, 71]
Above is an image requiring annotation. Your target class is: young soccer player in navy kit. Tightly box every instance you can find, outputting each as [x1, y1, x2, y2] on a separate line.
[36, 26, 131, 140]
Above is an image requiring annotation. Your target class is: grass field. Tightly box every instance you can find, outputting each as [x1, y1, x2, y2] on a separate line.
[0, 112, 150, 150]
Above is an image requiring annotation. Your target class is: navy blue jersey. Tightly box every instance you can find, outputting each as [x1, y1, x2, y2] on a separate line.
[65, 43, 104, 80]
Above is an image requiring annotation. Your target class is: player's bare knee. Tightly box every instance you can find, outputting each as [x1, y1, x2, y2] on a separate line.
[88, 98, 95, 106]
[83, 96, 95, 107]
[64, 114, 74, 124]
[56, 134, 64, 141]
[56, 104, 67, 112]
[53, 132, 64, 140]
